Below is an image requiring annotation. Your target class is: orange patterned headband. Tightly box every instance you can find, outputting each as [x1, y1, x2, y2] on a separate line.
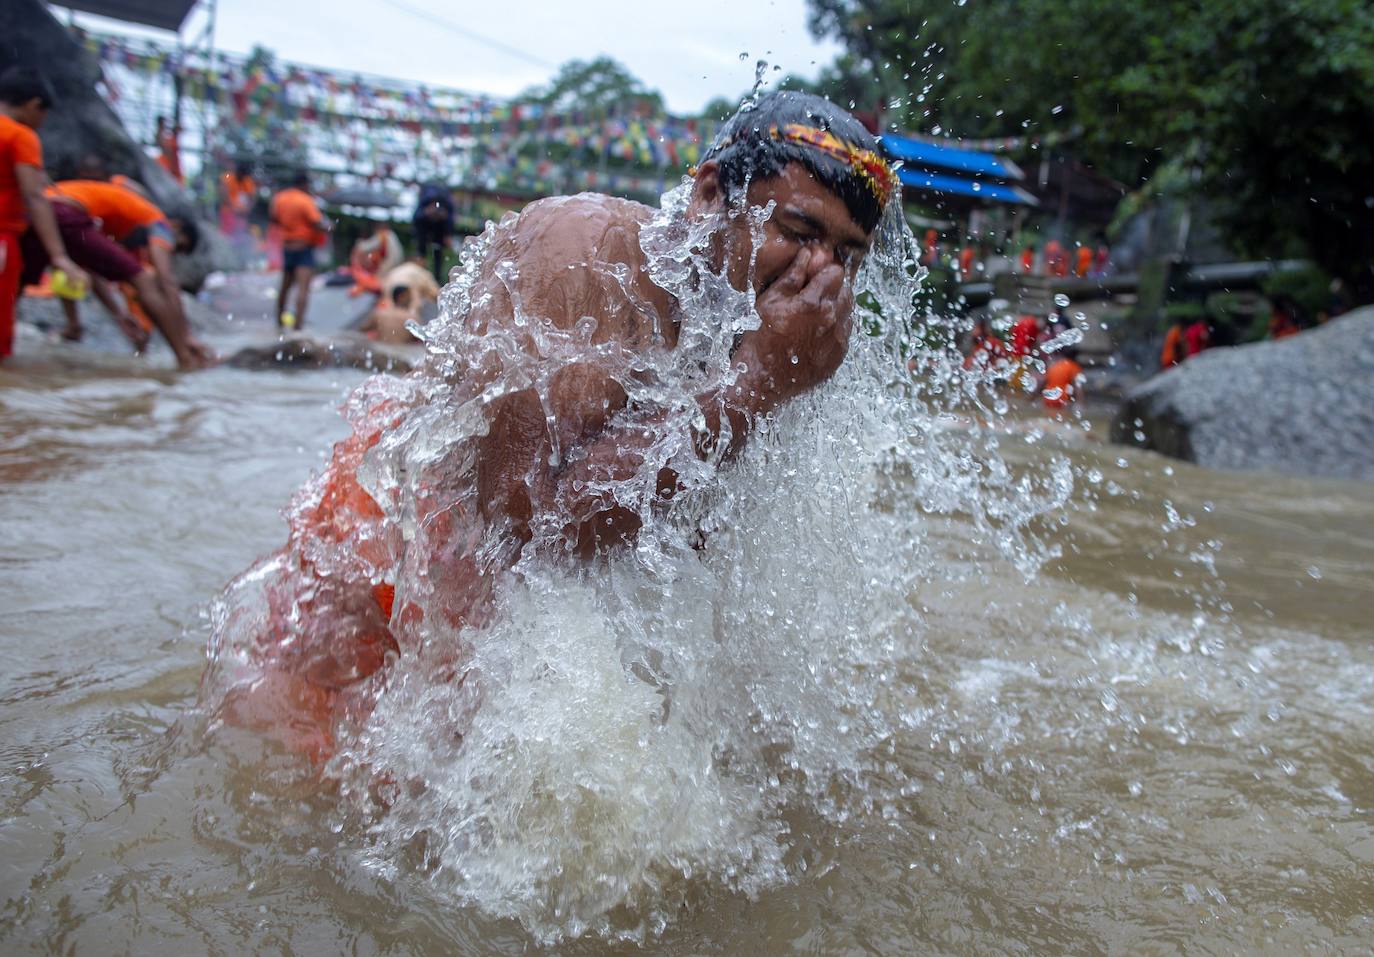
[698, 121, 900, 207]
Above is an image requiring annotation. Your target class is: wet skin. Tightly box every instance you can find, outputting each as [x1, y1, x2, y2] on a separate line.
[471, 161, 875, 558]
[223, 163, 876, 752]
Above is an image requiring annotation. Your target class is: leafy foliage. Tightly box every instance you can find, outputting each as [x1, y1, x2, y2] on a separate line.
[807, 0, 1374, 299]
[517, 57, 664, 116]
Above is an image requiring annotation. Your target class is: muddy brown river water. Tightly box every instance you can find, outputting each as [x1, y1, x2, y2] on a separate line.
[1, 339, 1372, 955]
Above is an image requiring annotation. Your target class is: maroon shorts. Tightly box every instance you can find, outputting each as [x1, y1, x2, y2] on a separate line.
[20, 203, 143, 286]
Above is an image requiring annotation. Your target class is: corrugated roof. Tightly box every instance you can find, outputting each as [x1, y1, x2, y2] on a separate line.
[897, 167, 1038, 206]
[63, 0, 198, 32]
[881, 133, 1024, 181]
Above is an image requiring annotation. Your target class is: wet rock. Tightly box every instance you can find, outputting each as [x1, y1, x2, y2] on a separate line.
[0, 0, 236, 290]
[225, 334, 419, 373]
[1111, 308, 1374, 481]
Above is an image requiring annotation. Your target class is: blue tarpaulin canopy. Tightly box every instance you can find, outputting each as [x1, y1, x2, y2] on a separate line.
[896, 167, 1037, 206]
[881, 133, 1024, 181]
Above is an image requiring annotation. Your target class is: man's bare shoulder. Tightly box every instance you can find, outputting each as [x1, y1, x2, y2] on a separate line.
[510, 192, 654, 266]
[494, 193, 671, 343]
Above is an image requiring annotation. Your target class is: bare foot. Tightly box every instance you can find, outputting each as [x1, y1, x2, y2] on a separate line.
[114, 314, 152, 353]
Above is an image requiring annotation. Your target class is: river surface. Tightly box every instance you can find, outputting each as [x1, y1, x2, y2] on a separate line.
[2, 320, 1372, 954]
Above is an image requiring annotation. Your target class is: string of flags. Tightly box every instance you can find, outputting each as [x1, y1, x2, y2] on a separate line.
[80, 28, 718, 192]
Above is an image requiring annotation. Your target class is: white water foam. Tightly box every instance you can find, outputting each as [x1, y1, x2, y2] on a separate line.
[205, 182, 1077, 943]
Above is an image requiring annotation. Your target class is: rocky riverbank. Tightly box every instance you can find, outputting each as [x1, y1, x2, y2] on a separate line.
[1112, 308, 1374, 481]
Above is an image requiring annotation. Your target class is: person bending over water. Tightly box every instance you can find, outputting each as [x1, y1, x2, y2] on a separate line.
[212, 93, 898, 757]
[24, 179, 213, 368]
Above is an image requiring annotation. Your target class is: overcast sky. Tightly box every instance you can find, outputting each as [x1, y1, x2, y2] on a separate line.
[63, 0, 845, 113]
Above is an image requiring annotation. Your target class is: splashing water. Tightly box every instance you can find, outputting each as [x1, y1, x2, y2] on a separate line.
[200, 182, 1076, 943]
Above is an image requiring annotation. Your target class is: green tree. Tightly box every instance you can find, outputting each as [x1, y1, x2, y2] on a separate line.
[808, 0, 1374, 300]
[519, 56, 664, 116]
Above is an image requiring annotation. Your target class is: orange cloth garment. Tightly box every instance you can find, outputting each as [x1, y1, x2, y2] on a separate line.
[270, 187, 325, 246]
[157, 128, 181, 182]
[47, 180, 167, 246]
[1160, 324, 1184, 368]
[0, 114, 43, 235]
[222, 172, 256, 214]
[958, 246, 975, 275]
[1042, 357, 1083, 409]
[1075, 245, 1093, 277]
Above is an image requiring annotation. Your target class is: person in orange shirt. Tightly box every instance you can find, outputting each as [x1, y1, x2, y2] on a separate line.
[219, 160, 256, 254]
[155, 115, 181, 184]
[270, 171, 328, 329]
[1043, 238, 1067, 277]
[957, 243, 975, 276]
[1042, 346, 1084, 411]
[0, 67, 86, 362]
[921, 227, 938, 266]
[29, 179, 212, 368]
[1074, 243, 1093, 278]
[1160, 319, 1185, 369]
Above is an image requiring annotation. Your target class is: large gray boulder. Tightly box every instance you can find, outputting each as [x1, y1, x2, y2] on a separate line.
[1111, 308, 1374, 481]
[0, 0, 235, 289]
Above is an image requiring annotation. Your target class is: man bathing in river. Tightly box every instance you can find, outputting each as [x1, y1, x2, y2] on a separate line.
[222, 93, 897, 756]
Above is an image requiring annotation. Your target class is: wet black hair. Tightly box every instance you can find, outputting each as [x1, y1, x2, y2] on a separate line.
[702, 91, 890, 234]
[0, 67, 55, 109]
[172, 215, 200, 253]
[291, 170, 311, 189]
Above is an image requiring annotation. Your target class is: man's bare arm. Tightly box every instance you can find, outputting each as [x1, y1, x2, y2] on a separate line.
[16, 167, 86, 286]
